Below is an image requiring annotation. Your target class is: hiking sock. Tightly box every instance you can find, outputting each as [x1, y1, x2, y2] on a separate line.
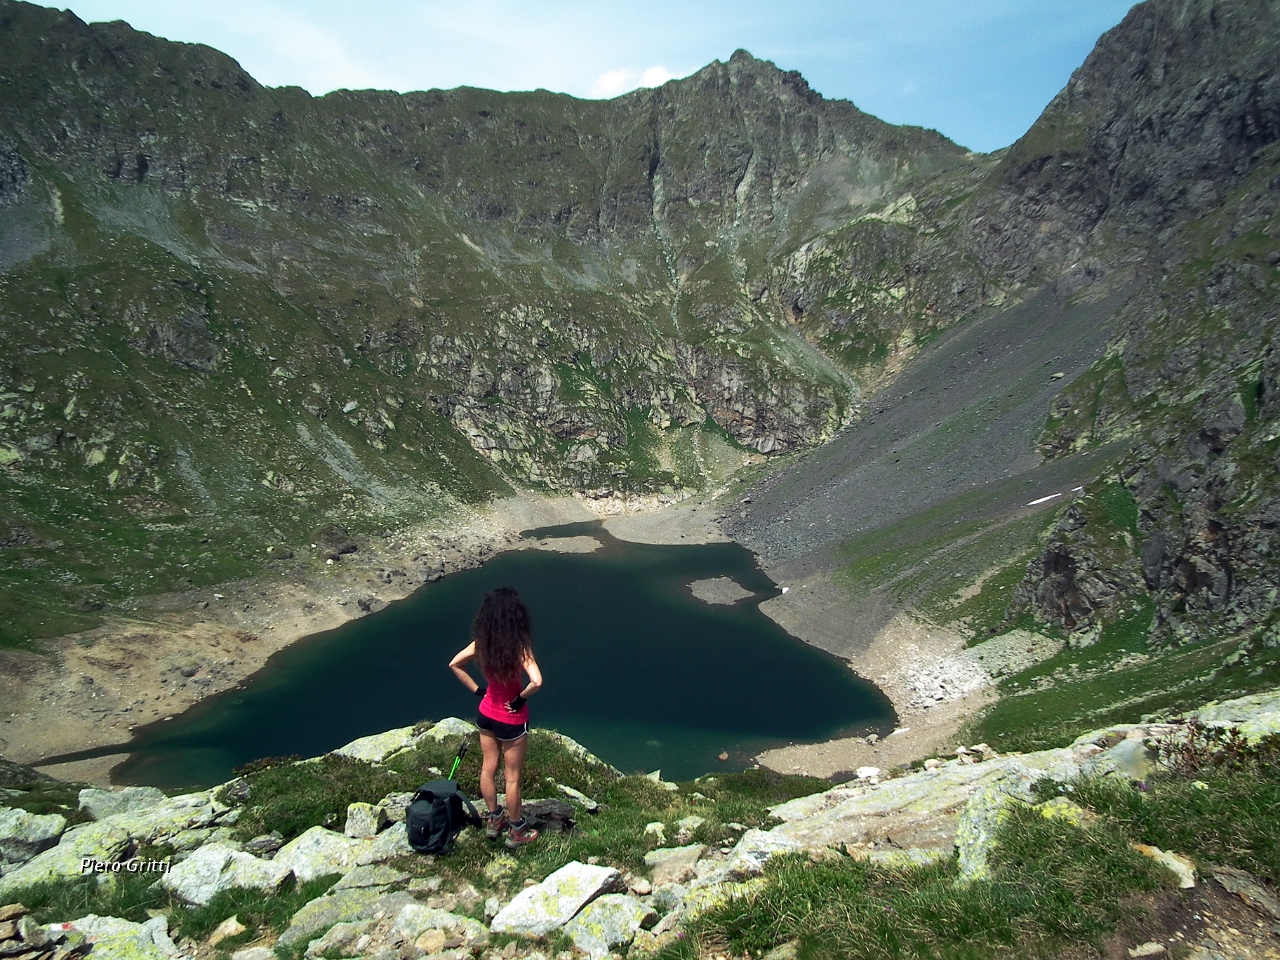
[509, 817, 527, 830]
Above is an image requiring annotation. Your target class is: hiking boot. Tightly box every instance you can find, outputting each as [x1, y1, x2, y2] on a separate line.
[483, 810, 508, 840]
[504, 818, 538, 849]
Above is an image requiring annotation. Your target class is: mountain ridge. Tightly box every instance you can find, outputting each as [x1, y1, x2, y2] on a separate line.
[0, 0, 1278, 767]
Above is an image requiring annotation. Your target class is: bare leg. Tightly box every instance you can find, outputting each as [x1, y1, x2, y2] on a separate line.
[478, 731, 500, 813]
[501, 735, 529, 822]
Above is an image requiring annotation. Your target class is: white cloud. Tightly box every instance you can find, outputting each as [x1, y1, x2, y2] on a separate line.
[588, 65, 675, 99]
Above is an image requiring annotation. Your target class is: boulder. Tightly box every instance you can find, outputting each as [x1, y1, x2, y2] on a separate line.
[169, 827, 234, 854]
[422, 717, 476, 742]
[1081, 737, 1157, 780]
[344, 803, 389, 839]
[1132, 844, 1196, 888]
[275, 826, 371, 882]
[241, 832, 284, 858]
[78, 787, 168, 821]
[391, 903, 488, 948]
[720, 829, 801, 881]
[1194, 688, 1280, 741]
[330, 864, 409, 892]
[159, 843, 293, 905]
[955, 783, 1019, 883]
[0, 807, 66, 863]
[768, 750, 1081, 854]
[643, 845, 705, 886]
[563, 894, 657, 958]
[650, 883, 688, 913]
[354, 821, 413, 865]
[277, 889, 415, 948]
[231, 949, 275, 960]
[45, 915, 185, 960]
[331, 727, 425, 764]
[96, 789, 231, 845]
[490, 861, 627, 936]
[674, 815, 705, 842]
[303, 920, 371, 958]
[556, 784, 600, 813]
[206, 915, 246, 947]
[375, 793, 414, 824]
[523, 799, 575, 833]
[0, 822, 130, 900]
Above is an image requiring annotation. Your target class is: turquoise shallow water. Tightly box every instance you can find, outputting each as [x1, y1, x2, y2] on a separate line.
[105, 522, 892, 788]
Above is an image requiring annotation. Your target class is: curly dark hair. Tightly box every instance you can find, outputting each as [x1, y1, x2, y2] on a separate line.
[472, 586, 533, 684]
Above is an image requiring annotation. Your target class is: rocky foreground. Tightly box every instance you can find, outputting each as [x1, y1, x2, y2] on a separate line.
[2, 690, 1279, 960]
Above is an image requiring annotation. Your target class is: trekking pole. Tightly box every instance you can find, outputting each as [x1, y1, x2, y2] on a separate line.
[448, 739, 469, 780]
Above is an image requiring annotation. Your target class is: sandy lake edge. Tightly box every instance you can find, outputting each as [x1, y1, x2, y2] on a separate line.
[1, 491, 999, 785]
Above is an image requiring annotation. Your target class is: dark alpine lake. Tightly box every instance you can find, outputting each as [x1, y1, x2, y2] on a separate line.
[109, 521, 892, 789]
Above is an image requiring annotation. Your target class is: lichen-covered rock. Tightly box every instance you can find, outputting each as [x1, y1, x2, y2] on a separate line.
[680, 878, 766, 921]
[563, 894, 657, 958]
[721, 829, 801, 881]
[0, 822, 130, 900]
[391, 903, 488, 948]
[343, 802, 389, 839]
[78, 787, 168, 821]
[329, 864, 409, 892]
[277, 889, 416, 948]
[768, 750, 1080, 854]
[0, 807, 66, 863]
[331, 727, 425, 763]
[354, 821, 412, 865]
[422, 717, 477, 742]
[303, 920, 372, 958]
[490, 861, 626, 936]
[45, 915, 186, 960]
[159, 843, 293, 905]
[1081, 737, 1157, 780]
[1194, 689, 1280, 742]
[374, 793, 414, 824]
[275, 826, 371, 882]
[96, 790, 231, 846]
[643, 844, 705, 886]
[954, 783, 1020, 883]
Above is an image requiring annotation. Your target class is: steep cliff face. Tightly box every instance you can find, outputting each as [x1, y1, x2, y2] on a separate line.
[0, 1, 976, 643]
[729, 0, 1280, 670]
[1004, 0, 1280, 649]
[2, 0, 1278, 666]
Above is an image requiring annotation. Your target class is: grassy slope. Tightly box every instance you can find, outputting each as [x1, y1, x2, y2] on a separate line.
[4, 722, 1277, 960]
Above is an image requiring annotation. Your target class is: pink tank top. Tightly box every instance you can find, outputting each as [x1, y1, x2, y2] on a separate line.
[479, 671, 529, 723]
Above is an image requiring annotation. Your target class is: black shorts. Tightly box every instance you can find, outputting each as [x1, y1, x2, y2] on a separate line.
[476, 711, 528, 741]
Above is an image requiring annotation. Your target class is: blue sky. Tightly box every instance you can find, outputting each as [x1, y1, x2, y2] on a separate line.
[58, 0, 1137, 152]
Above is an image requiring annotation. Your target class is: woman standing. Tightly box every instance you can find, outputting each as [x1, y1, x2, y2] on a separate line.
[449, 586, 543, 848]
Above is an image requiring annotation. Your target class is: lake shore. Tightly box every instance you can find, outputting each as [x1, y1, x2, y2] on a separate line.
[0, 491, 701, 783]
[1, 488, 996, 786]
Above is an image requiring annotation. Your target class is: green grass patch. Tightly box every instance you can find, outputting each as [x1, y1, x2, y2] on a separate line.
[17, 853, 339, 945]
[684, 804, 1165, 960]
[21, 845, 179, 925]
[1064, 756, 1280, 887]
[969, 601, 1280, 752]
[229, 730, 829, 895]
[170, 874, 341, 944]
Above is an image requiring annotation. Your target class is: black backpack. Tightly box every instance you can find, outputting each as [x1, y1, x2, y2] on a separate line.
[405, 742, 480, 854]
